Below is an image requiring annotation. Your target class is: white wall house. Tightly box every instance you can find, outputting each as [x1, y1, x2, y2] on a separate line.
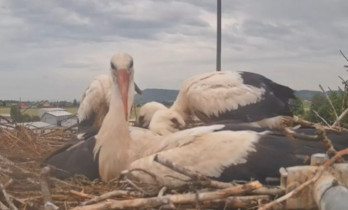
[18, 121, 55, 134]
[38, 108, 65, 118]
[40, 109, 78, 127]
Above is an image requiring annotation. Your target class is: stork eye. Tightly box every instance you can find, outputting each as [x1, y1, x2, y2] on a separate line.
[129, 60, 133, 68]
[170, 118, 179, 125]
[111, 62, 116, 70]
[137, 116, 144, 127]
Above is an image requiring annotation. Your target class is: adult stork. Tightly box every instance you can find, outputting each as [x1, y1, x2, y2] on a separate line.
[42, 53, 160, 179]
[77, 70, 142, 133]
[148, 71, 295, 132]
[135, 101, 169, 128]
[92, 63, 348, 184]
[43, 53, 348, 186]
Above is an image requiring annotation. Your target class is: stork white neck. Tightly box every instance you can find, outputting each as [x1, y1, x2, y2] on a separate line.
[93, 53, 135, 181]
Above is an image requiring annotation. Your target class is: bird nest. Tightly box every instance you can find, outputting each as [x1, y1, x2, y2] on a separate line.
[0, 123, 347, 209]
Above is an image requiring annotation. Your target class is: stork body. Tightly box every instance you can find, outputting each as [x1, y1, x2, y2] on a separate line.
[43, 54, 348, 187]
[146, 71, 295, 134]
[135, 101, 168, 128]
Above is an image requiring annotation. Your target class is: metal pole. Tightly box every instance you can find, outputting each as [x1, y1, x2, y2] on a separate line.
[216, 0, 222, 71]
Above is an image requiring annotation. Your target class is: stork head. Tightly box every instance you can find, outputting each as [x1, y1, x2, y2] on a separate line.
[110, 53, 134, 120]
[136, 102, 169, 128]
[149, 109, 186, 135]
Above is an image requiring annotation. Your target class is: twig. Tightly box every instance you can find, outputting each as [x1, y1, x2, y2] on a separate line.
[0, 201, 9, 210]
[121, 168, 159, 186]
[0, 183, 17, 210]
[70, 190, 94, 199]
[313, 110, 331, 127]
[40, 167, 58, 210]
[250, 186, 284, 196]
[340, 49, 348, 62]
[125, 178, 149, 195]
[259, 148, 348, 210]
[319, 84, 339, 125]
[81, 190, 143, 206]
[154, 155, 236, 189]
[332, 107, 348, 127]
[72, 181, 262, 210]
[283, 127, 320, 141]
[3, 180, 13, 190]
[206, 195, 270, 209]
[158, 187, 167, 197]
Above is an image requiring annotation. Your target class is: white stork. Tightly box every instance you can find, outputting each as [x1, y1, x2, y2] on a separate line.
[42, 53, 348, 187]
[135, 101, 169, 128]
[148, 109, 186, 135]
[77, 70, 141, 133]
[148, 71, 295, 133]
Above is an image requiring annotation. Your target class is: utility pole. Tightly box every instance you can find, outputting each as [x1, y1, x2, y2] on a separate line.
[216, 0, 222, 71]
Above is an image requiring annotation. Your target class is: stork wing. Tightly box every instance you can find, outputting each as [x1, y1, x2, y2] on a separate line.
[77, 75, 112, 132]
[177, 71, 294, 123]
[129, 130, 262, 187]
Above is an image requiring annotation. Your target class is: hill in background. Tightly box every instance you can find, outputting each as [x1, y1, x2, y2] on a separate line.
[134, 88, 321, 105]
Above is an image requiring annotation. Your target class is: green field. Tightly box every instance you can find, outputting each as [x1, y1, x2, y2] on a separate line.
[0, 107, 78, 117]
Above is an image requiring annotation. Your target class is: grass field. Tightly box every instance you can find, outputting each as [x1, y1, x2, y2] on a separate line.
[0, 107, 78, 117]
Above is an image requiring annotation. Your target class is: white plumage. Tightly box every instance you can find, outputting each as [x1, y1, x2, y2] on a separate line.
[148, 109, 186, 135]
[43, 53, 347, 189]
[136, 101, 168, 128]
[147, 71, 295, 134]
[77, 66, 141, 132]
[77, 75, 112, 130]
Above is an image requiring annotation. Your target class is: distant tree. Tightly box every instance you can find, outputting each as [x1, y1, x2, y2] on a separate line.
[10, 105, 37, 123]
[290, 97, 305, 117]
[306, 90, 348, 125]
[73, 99, 78, 107]
[10, 105, 22, 122]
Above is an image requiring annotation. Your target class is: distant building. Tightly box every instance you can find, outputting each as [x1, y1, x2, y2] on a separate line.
[39, 101, 52, 108]
[18, 102, 27, 109]
[40, 108, 78, 127]
[18, 121, 55, 134]
[39, 108, 65, 118]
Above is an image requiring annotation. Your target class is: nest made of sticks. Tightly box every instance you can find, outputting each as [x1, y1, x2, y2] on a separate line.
[0, 121, 347, 210]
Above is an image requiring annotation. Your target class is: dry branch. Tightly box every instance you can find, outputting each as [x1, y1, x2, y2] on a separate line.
[81, 190, 142, 206]
[319, 84, 339, 125]
[0, 183, 17, 210]
[313, 110, 331, 127]
[72, 181, 262, 210]
[333, 107, 348, 127]
[154, 155, 235, 189]
[205, 195, 270, 209]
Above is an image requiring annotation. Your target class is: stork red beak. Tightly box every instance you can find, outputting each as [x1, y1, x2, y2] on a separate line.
[117, 69, 129, 120]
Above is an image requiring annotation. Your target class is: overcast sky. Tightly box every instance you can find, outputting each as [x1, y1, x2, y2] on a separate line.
[1, 0, 348, 101]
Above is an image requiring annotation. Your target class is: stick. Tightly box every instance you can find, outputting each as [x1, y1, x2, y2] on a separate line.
[340, 49, 348, 62]
[319, 84, 339, 125]
[313, 110, 331, 127]
[154, 155, 235, 189]
[0, 183, 17, 210]
[332, 107, 348, 127]
[40, 167, 58, 210]
[250, 186, 284, 196]
[259, 148, 348, 210]
[0, 201, 9, 210]
[205, 195, 270, 209]
[70, 190, 94, 199]
[81, 190, 143, 206]
[72, 181, 262, 210]
[283, 127, 321, 141]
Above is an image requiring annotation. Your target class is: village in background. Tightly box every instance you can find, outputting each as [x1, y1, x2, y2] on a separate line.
[2, 87, 347, 134]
